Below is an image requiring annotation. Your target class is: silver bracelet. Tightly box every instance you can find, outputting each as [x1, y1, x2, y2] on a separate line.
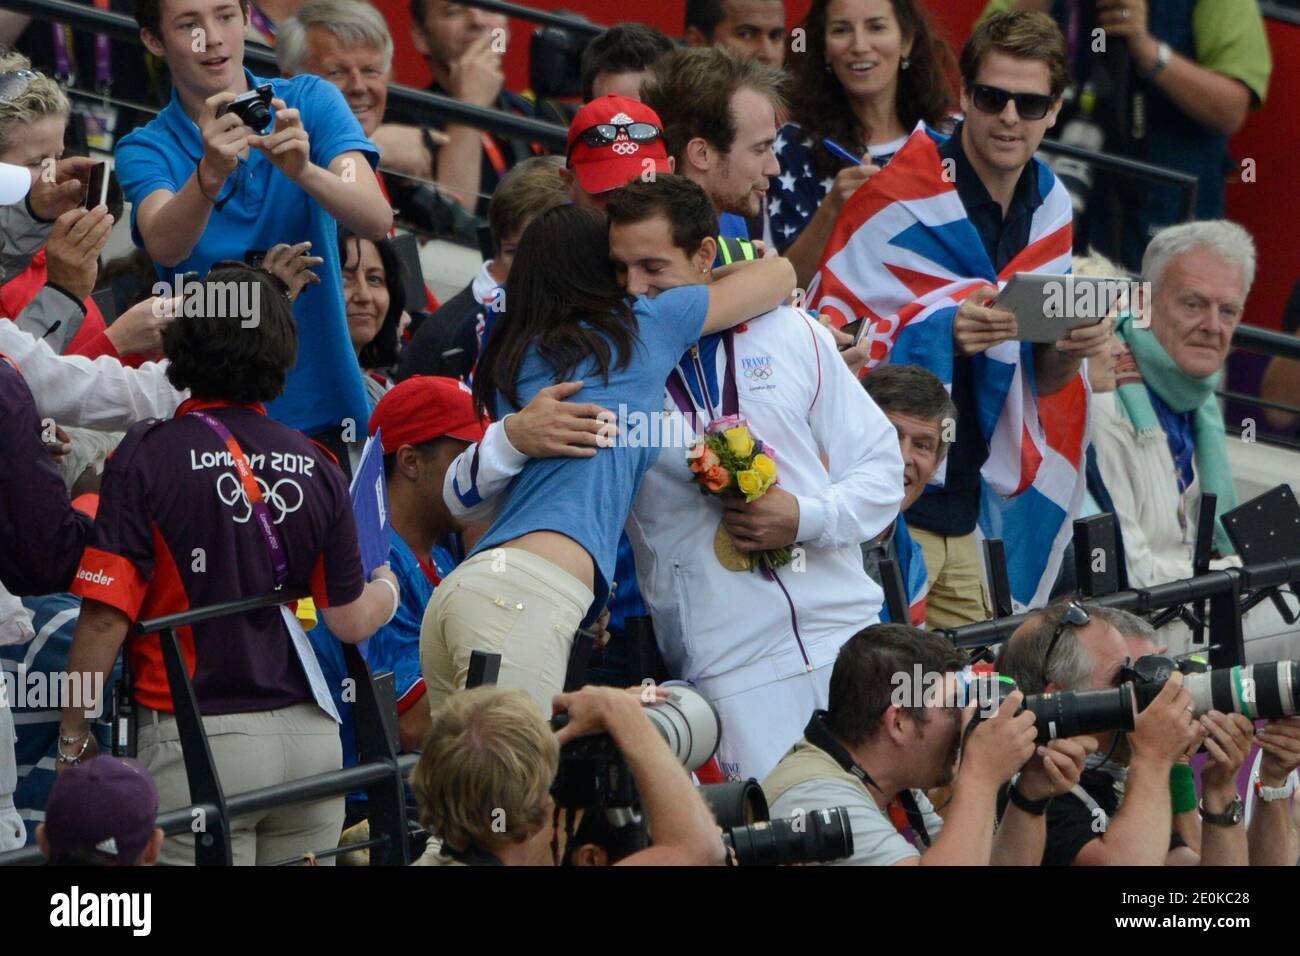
[56, 734, 91, 766]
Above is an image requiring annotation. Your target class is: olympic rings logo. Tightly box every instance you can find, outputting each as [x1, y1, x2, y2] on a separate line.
[744, 366, 773, 380]
[611, 141, 640, 155]
[216, 472, 304, 524]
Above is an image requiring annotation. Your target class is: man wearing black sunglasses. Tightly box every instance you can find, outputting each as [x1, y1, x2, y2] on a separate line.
[901, 12, 1112, 630]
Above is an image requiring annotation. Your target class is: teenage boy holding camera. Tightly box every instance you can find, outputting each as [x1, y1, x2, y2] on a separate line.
[116, 0, 392, 454]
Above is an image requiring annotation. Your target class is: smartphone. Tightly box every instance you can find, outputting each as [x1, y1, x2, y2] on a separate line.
[839, 317, 867, 350]
[82, 160, 110, 210]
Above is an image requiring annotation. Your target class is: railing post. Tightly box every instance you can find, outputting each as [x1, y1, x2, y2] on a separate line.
[983, 538, 1014, 619]
[344, 645, 409, 867]
[1208, 569, 1246, 669]
[157, 627, 233, 865]
[878, 556, 909, 625]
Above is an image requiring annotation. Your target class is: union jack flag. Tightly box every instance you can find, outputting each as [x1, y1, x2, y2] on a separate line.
[809, 123, 1088, 611]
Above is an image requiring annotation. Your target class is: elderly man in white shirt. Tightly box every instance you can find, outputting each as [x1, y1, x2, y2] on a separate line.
[1091, 220, 1298, 658]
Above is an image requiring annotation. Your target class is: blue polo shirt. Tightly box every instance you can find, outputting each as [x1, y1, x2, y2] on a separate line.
[115, 70, 377, 436]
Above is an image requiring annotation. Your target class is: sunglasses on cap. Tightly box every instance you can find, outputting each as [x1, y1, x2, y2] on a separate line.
[0, 69, 39, 103]
[970, 83, 1055, 121]
[1041, 601, 1090, 690]
[573, 121, 662, 151]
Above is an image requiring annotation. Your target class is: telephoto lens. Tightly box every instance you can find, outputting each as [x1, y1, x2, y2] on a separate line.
[1131, 657, 1300, 720]
[964, 672, 1135, 744]
[722, 806, 854, 866]
[643, 682, 722, 772]
[698, 779, 768, 830]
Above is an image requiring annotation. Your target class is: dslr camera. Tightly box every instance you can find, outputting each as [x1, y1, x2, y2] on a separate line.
[970, 656, 1300, 744]
[549, 682, 720, 809]
[218, 83, 274, 134]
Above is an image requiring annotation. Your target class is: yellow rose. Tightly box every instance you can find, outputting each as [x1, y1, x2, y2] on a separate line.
[753, 453, 777, 487]
[737, 469, 764, 501]
[724, 426, 754, 459]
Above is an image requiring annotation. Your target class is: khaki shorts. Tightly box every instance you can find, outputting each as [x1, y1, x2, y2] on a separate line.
[422, 548, 595, 717]
[137, 701, 344, 866]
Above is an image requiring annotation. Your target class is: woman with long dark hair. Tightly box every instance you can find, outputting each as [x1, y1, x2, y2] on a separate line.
[338, 230, 408, 409]
[423, 201, 795, 715]
[770, 0, 957, 286]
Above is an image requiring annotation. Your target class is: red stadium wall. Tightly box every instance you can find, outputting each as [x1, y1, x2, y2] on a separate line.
[375, 0, 1298, 329]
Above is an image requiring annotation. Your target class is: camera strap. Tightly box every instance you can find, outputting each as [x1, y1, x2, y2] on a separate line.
[444, 844, 504, 866]
[803, 711, 931, 848]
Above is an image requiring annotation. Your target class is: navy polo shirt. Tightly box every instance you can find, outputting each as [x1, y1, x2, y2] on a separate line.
[115, 70, 378, 437]
[906, 123, 1044, 538]
[72, 398, 365, 716]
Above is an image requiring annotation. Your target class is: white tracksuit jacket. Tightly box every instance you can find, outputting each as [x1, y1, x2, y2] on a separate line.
[445, 305, 904, 780]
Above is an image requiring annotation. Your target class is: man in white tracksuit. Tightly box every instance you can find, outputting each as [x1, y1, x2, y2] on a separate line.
[444, 176, 904, 781]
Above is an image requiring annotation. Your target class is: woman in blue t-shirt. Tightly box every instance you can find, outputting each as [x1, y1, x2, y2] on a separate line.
[421, 203, 795, 715]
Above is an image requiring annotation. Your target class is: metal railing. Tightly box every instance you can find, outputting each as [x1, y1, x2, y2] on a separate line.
[0, 0, 570, 150]
[455, 0, 604, 36]
[0, 589, 415, 867]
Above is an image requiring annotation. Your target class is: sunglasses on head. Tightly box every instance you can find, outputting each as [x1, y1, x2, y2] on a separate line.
[1041, 601, 1090, 690]
[970, 83, 1055, 121]
[575, 121, 661, 150]
[0, 69, 39, 103]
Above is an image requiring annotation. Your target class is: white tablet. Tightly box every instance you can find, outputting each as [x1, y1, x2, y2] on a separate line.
[994, 272, 1130, 343]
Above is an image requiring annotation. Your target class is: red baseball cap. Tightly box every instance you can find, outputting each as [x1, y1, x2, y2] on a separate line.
[368, 376, 488, 454]
[566, 94, 671, 196]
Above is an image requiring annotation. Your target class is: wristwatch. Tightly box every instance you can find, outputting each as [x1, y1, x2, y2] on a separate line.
[1007, 774, 1052, 817]
[1143, 41, 1172, 80]
[1199, 796, 1244, 827]
[1255, 771, 1298, 803]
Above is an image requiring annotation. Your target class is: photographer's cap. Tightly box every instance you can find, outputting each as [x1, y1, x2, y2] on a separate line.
[0, 161, 32, 205]
[566, 95, 671, 195]
[43, 756, 159, 865]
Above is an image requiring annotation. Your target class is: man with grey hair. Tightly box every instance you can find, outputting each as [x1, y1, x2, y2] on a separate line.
[1089, 220, 1297, 656]
[277, 0, 393, 138]
[997, 600, 1256, 866]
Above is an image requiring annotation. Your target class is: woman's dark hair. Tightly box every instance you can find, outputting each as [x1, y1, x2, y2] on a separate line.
[339, 229, 407, 372]
[790, 0, 957, 181]
[472, 204, 637, 420]
[163, 265, 297, 402]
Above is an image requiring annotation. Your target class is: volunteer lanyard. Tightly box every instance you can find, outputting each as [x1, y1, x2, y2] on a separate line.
[52, 0, 113, 92]
[190, 411, 289, 588]
[480, 132, 508, 178]
[665, 331, 739, 430]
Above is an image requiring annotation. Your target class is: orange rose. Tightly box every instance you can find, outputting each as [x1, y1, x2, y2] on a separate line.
[702, 464, 731, 493]
[689, 444, 720, 475]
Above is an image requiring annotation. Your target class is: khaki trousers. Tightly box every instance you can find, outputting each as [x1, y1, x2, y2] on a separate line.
[137, 701, 344, 866]
[422, 548, 595, 717]
[909, 525, 991, 630]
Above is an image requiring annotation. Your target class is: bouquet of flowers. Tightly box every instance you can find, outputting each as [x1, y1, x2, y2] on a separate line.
[686, 415, 793, 573]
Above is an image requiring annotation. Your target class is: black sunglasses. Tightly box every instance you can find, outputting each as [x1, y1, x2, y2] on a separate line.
[970, 83, 1055, 121]
[1042, 601, 1090, 689]
[576, 121, 662, 150]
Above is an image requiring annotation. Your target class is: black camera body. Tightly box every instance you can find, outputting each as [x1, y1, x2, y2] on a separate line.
[219, 83, 274, 133]
[550, 726, 638, 809]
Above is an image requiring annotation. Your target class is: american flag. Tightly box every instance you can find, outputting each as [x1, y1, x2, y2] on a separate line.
[809, 122, 1088, 611]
